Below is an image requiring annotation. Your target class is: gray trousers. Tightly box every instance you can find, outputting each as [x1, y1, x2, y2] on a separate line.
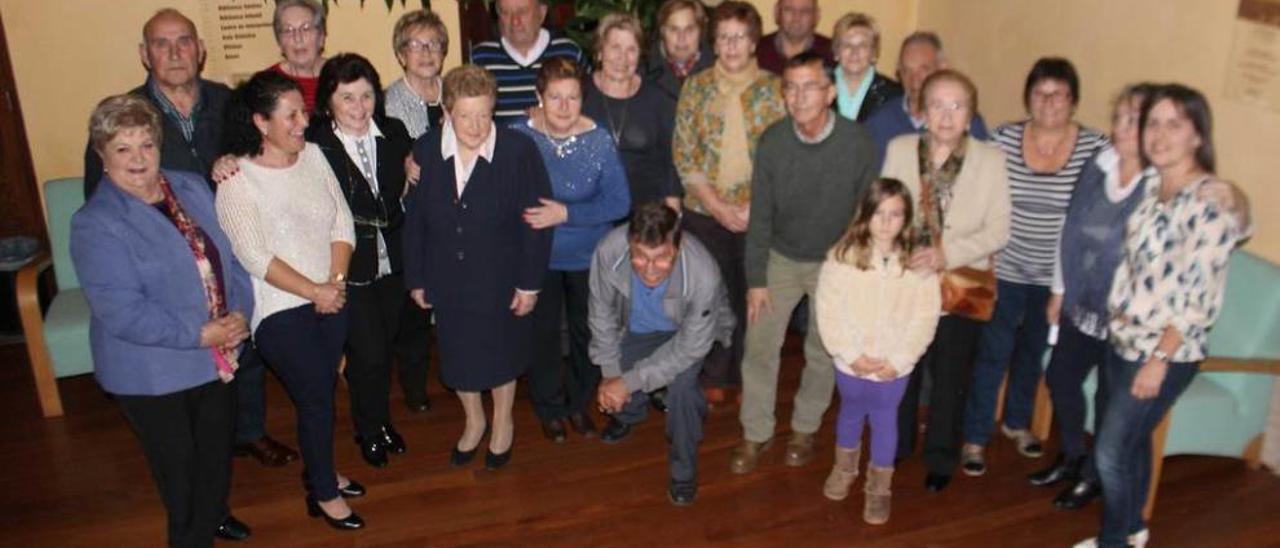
[614, 331, 707, 483]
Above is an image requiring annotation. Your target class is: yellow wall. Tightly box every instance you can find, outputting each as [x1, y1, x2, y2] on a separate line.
[0, 0, 460, 202]
[747, 0, 917, 75]
[918, 0, 1279, 261]
[3, 0, 1276, 260]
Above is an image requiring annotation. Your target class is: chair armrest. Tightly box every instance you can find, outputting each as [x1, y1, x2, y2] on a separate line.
[1200, 357, 1280, 376]
[16, 251, 64, 417]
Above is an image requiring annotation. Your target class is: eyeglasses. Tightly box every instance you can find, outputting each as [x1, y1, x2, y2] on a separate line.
[926, 100, 968, 113]
[403, 39, 444, 54]
[278, 23, 320, 40]
[1031, 89, 1072, 104]
[715, 32, 751, 45]
[782, 81, 830, 96]
[836, 40, 873, 53]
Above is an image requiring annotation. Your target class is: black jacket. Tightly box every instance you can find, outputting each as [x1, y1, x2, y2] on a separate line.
[84, 79, 231, 198]
[856, 72, 904, 123]
[643, 42, 715, 103]
[306, 116, 414, 284]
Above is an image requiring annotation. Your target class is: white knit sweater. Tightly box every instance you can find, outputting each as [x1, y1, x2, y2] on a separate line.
[815, 248, 941, 379]
[215, 144, 355, 330]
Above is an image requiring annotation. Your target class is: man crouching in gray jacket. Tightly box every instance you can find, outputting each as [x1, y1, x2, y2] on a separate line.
[590, 201, 734, 506]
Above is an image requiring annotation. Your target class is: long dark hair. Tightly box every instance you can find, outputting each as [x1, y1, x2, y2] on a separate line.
[1138, 83, 1215, 173]
[314, 53, 388, 124]
[831, 178, 915, 271]
[223, 70, 302, 157]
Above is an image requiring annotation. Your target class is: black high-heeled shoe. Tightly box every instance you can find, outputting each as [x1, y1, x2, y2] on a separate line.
[301, 471, 366, 498]
[451, 424, 490, 468]
[485, 445, 513, 470]
[338, 478, 366, 498]
[305, 496, 365, 530]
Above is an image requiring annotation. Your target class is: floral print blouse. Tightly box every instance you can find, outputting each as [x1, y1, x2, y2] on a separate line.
[672, 68, 785, 214]
[1107, 173, 1246, 363]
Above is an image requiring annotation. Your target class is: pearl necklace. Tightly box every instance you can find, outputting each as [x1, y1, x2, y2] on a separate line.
[539, 114, 579, 158]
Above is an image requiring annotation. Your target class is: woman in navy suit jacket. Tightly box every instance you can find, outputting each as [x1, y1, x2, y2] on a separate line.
[70, 95, 254, 547]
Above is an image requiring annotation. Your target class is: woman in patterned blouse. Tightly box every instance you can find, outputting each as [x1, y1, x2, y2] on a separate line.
[672, 0, 786, 393]
[1076, 84, 1248, 548]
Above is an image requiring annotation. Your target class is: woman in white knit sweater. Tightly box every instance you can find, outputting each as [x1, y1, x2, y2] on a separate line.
[815, 178, 940, 524]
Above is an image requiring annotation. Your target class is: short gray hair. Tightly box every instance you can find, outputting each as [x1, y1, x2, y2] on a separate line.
[393, 9, 448, 53]
[88, 94, 163, 154]
[273, 0, 326, 35]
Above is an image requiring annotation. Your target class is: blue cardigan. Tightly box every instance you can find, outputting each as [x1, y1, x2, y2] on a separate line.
[71, 170, 253, 396]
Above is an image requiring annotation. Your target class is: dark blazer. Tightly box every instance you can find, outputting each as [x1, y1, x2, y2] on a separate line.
[857, 72, 904, 122]
[643, 41, 715, 103]
[84, 79, 231, 198]
[71, 169, 253, 396]
[403, 127, 553, 390]
[306, 116, 414, 284]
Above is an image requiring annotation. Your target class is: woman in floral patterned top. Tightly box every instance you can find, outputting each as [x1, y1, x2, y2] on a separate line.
[1079, 84, 1247, 548]
[672, 0, 785, 391]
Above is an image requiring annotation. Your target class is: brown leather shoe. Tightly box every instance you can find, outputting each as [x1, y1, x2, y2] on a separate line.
[234, 435, 298, 467]
[785, 432, 816, 467]
[729, 438, 774, 475]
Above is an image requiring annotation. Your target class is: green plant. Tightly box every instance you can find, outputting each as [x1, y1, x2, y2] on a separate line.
[306, 0, 434, 13]
[558, 0, 666, 53]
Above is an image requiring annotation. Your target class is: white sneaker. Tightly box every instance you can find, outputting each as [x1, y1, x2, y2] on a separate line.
[961, 444, 987, 476]
[1072, 529, 1149, 548]
[1000, 424, 1044, 457]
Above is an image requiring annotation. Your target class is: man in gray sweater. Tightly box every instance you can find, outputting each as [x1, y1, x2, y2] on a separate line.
[731, 52, 878, 474]
[590, 202, 734, 506]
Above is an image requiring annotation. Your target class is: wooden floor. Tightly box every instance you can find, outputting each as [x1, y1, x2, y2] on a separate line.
[3, 335, 1279, 548]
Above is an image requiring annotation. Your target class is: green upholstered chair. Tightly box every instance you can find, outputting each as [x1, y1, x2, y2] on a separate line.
[1064, 250, 1280, 519]
[17, 178, 90, 417]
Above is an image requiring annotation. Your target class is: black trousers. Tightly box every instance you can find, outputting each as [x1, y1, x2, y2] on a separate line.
[116, 379, 235, 548]
[528, 268, 598, 420]
[231, 341, 269, 445]
[682, 211, 745, 387]
[255, 304, 348, 501]
[896, 315, 983, 475]
[344, 275, 404, 439]
[394, 288, 432, 406]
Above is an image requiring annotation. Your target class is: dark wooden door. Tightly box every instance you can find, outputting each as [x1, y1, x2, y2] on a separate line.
[0, 10, 44, 243]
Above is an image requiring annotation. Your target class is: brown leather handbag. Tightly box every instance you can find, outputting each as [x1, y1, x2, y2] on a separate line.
[940, 263, 997, 322]
[918, 159, 998, 322]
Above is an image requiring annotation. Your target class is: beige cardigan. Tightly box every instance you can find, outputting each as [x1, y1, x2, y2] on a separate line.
[880, 134, 1011, 270]
[815, 250, 941, 379]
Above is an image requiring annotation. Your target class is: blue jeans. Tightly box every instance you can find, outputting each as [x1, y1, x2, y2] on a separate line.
[1094, 349, 1198, 547]
[963, 280, 1050, 445]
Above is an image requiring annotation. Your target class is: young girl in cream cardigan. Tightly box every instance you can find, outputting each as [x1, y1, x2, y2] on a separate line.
[815, 178, 941, 524]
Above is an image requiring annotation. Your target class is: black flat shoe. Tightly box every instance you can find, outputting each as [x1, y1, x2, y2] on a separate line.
[405, 395, 432, 414]
[567, 412, 597, 438]
[1029, 453, 1084, 487]
[355, 436, 388, 468]
[667, 479, 697, 507]
[380, 424, 407, 454]
[339, 479, 366, 498]
[600, 418, 633, 444]
[214, 515, 251, 541]
[1054, 478, 1101, 510]
[305, 496, 365, 530]
[924, 473, 952, 493]
[485, 446, 513, 470]
[650, 388, 669, 413]
[541, 417, 567, 443]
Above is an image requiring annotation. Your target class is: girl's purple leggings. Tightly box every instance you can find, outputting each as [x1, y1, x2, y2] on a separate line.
[835, 369, 910, 467]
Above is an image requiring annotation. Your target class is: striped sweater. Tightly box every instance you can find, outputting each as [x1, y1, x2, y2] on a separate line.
[469, 31, 585, 121]
[992, 122, 1107, 286]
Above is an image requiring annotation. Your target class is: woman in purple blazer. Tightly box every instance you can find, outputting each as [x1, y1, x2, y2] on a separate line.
[70, 94, 254, 547]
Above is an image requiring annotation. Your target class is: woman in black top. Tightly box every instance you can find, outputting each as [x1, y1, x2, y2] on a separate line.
[830, 12, 902, 122]
[305, 53, 424, 469]
[585, 12, 680, 210]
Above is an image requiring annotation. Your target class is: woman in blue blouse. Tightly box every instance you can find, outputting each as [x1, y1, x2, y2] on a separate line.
[512, 58, 631, 443]
[71, 94, 254, 546]
[1075, 84, 1248, 548]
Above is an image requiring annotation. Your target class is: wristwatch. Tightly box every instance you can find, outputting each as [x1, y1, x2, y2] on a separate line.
[1150, 349, 1170, 363]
